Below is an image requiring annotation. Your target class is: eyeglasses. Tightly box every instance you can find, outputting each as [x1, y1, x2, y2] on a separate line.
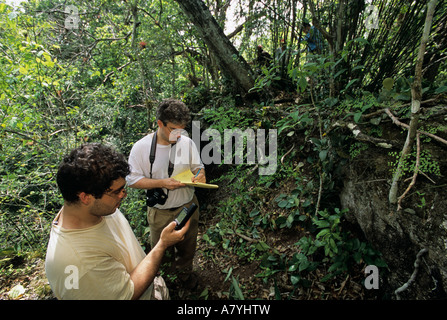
[104, 184, 128, 198]
[163, 122, 186, 142]
[164, 123, 184, 134]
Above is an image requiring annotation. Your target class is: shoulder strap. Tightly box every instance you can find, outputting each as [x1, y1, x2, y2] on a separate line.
[168, 143, 176, 177]
[149, 132, 157, 178]
[149, 131, 176, 178]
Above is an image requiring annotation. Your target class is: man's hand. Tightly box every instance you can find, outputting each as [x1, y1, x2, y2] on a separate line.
[158, 220, 190, 250]
[163, 178, 185, 190]
[191, 168, 206, 184]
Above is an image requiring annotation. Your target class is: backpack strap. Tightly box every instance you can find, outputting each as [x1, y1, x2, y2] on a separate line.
[149, 131, 176, 179]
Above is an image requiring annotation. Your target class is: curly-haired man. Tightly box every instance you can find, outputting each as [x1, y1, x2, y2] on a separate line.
[45, 143, 188, 299]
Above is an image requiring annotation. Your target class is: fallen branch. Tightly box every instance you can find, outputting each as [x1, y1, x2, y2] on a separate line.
[235, 231, 258, 243]
[397, 133, 420, 211]
[333, 121, 400, 148]
[394, 248, 428, 300]
[337, 275, 349, 298]
[347, 122, 397, 148]
[384, 108, 447, 146]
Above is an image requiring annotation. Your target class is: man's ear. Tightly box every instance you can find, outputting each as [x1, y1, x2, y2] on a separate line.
[78, 192, 94, 205]
[157, 119, 164, 128]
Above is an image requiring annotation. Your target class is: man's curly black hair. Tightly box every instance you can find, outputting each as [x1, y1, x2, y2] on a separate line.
[56, 143, 130, 204]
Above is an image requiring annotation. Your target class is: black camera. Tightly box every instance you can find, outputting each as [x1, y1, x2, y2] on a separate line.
[146, 188, 168, 207]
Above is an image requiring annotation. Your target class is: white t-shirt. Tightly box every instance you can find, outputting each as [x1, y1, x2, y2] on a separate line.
[126, 132, 203, 209]
[45, 208, 153, 300]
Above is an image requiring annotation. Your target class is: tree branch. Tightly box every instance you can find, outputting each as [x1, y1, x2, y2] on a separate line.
[384, 108, 447, 146]
[4, 129, 51, 149]
[397, 133, 420, 211]
[226, 12, 266, 39]
[103, 60, 134, 83]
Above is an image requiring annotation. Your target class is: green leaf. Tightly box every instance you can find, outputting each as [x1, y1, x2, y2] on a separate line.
[291, 275, 301, 285]
[435, 86, 447, 94]
[319, 150, 328, 161]
[231, 276, 245, 300]
[316, 228, 330, 239]
[333, 68, 347, 78]
[199, 288, 209, 299]
[19, 66, 28, 74]
[278, 200, 289, 208]
[224, 267, 233, 282]
[299, 259, 310, 272]
[249, 209, 259, 217]
[382, 77, 394, 90]
[342, 78, 359, 92]
[256, 241, 270, 251]
[286, 213, 294, 226]
[8, 11, 18, 20]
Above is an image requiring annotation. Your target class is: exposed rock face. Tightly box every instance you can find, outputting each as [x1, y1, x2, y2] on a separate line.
[340, 146, 447, 299]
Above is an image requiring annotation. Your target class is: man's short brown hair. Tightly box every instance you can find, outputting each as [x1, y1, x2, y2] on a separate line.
[156, 99, 191, 126]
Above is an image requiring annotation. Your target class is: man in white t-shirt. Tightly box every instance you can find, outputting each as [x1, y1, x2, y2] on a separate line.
[127, 99, 205, 289]
[45, 143, 189, 299]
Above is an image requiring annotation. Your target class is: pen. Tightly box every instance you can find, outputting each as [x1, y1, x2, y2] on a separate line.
[194, 168, 201, 178]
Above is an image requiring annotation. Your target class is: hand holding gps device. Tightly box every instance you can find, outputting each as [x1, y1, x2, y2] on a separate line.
[174, 203, 198, 230]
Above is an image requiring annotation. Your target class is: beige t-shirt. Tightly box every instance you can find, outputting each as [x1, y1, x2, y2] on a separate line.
[45, 208, 153, 300]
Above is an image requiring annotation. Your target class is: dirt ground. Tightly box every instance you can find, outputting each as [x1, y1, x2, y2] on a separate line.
[166, 210, 375, 300]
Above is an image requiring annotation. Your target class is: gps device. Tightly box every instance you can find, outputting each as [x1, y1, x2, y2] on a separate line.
[174, 203, 198, 230]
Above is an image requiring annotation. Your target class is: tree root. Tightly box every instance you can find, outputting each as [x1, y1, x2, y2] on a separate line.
[394, 248, 428, 300]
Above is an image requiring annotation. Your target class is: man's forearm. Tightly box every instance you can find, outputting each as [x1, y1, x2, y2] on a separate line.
[130, 177, 185, 191]
[129, 221, 188, 300]
[130, 239, 168, 300]
[129, 177, 165, 190]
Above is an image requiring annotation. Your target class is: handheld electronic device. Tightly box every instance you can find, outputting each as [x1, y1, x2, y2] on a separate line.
[174, 203, 198, 230]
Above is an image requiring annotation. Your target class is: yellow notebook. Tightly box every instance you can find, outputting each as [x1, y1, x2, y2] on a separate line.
[172, 170, 219, 189]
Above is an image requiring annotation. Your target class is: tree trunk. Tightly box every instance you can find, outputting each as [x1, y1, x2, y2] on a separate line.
[389, 0, 438, 205]
[174, 0, 255, 94]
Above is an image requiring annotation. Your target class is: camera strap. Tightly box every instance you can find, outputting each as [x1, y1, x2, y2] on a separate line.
[149, 131, 176, 179]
